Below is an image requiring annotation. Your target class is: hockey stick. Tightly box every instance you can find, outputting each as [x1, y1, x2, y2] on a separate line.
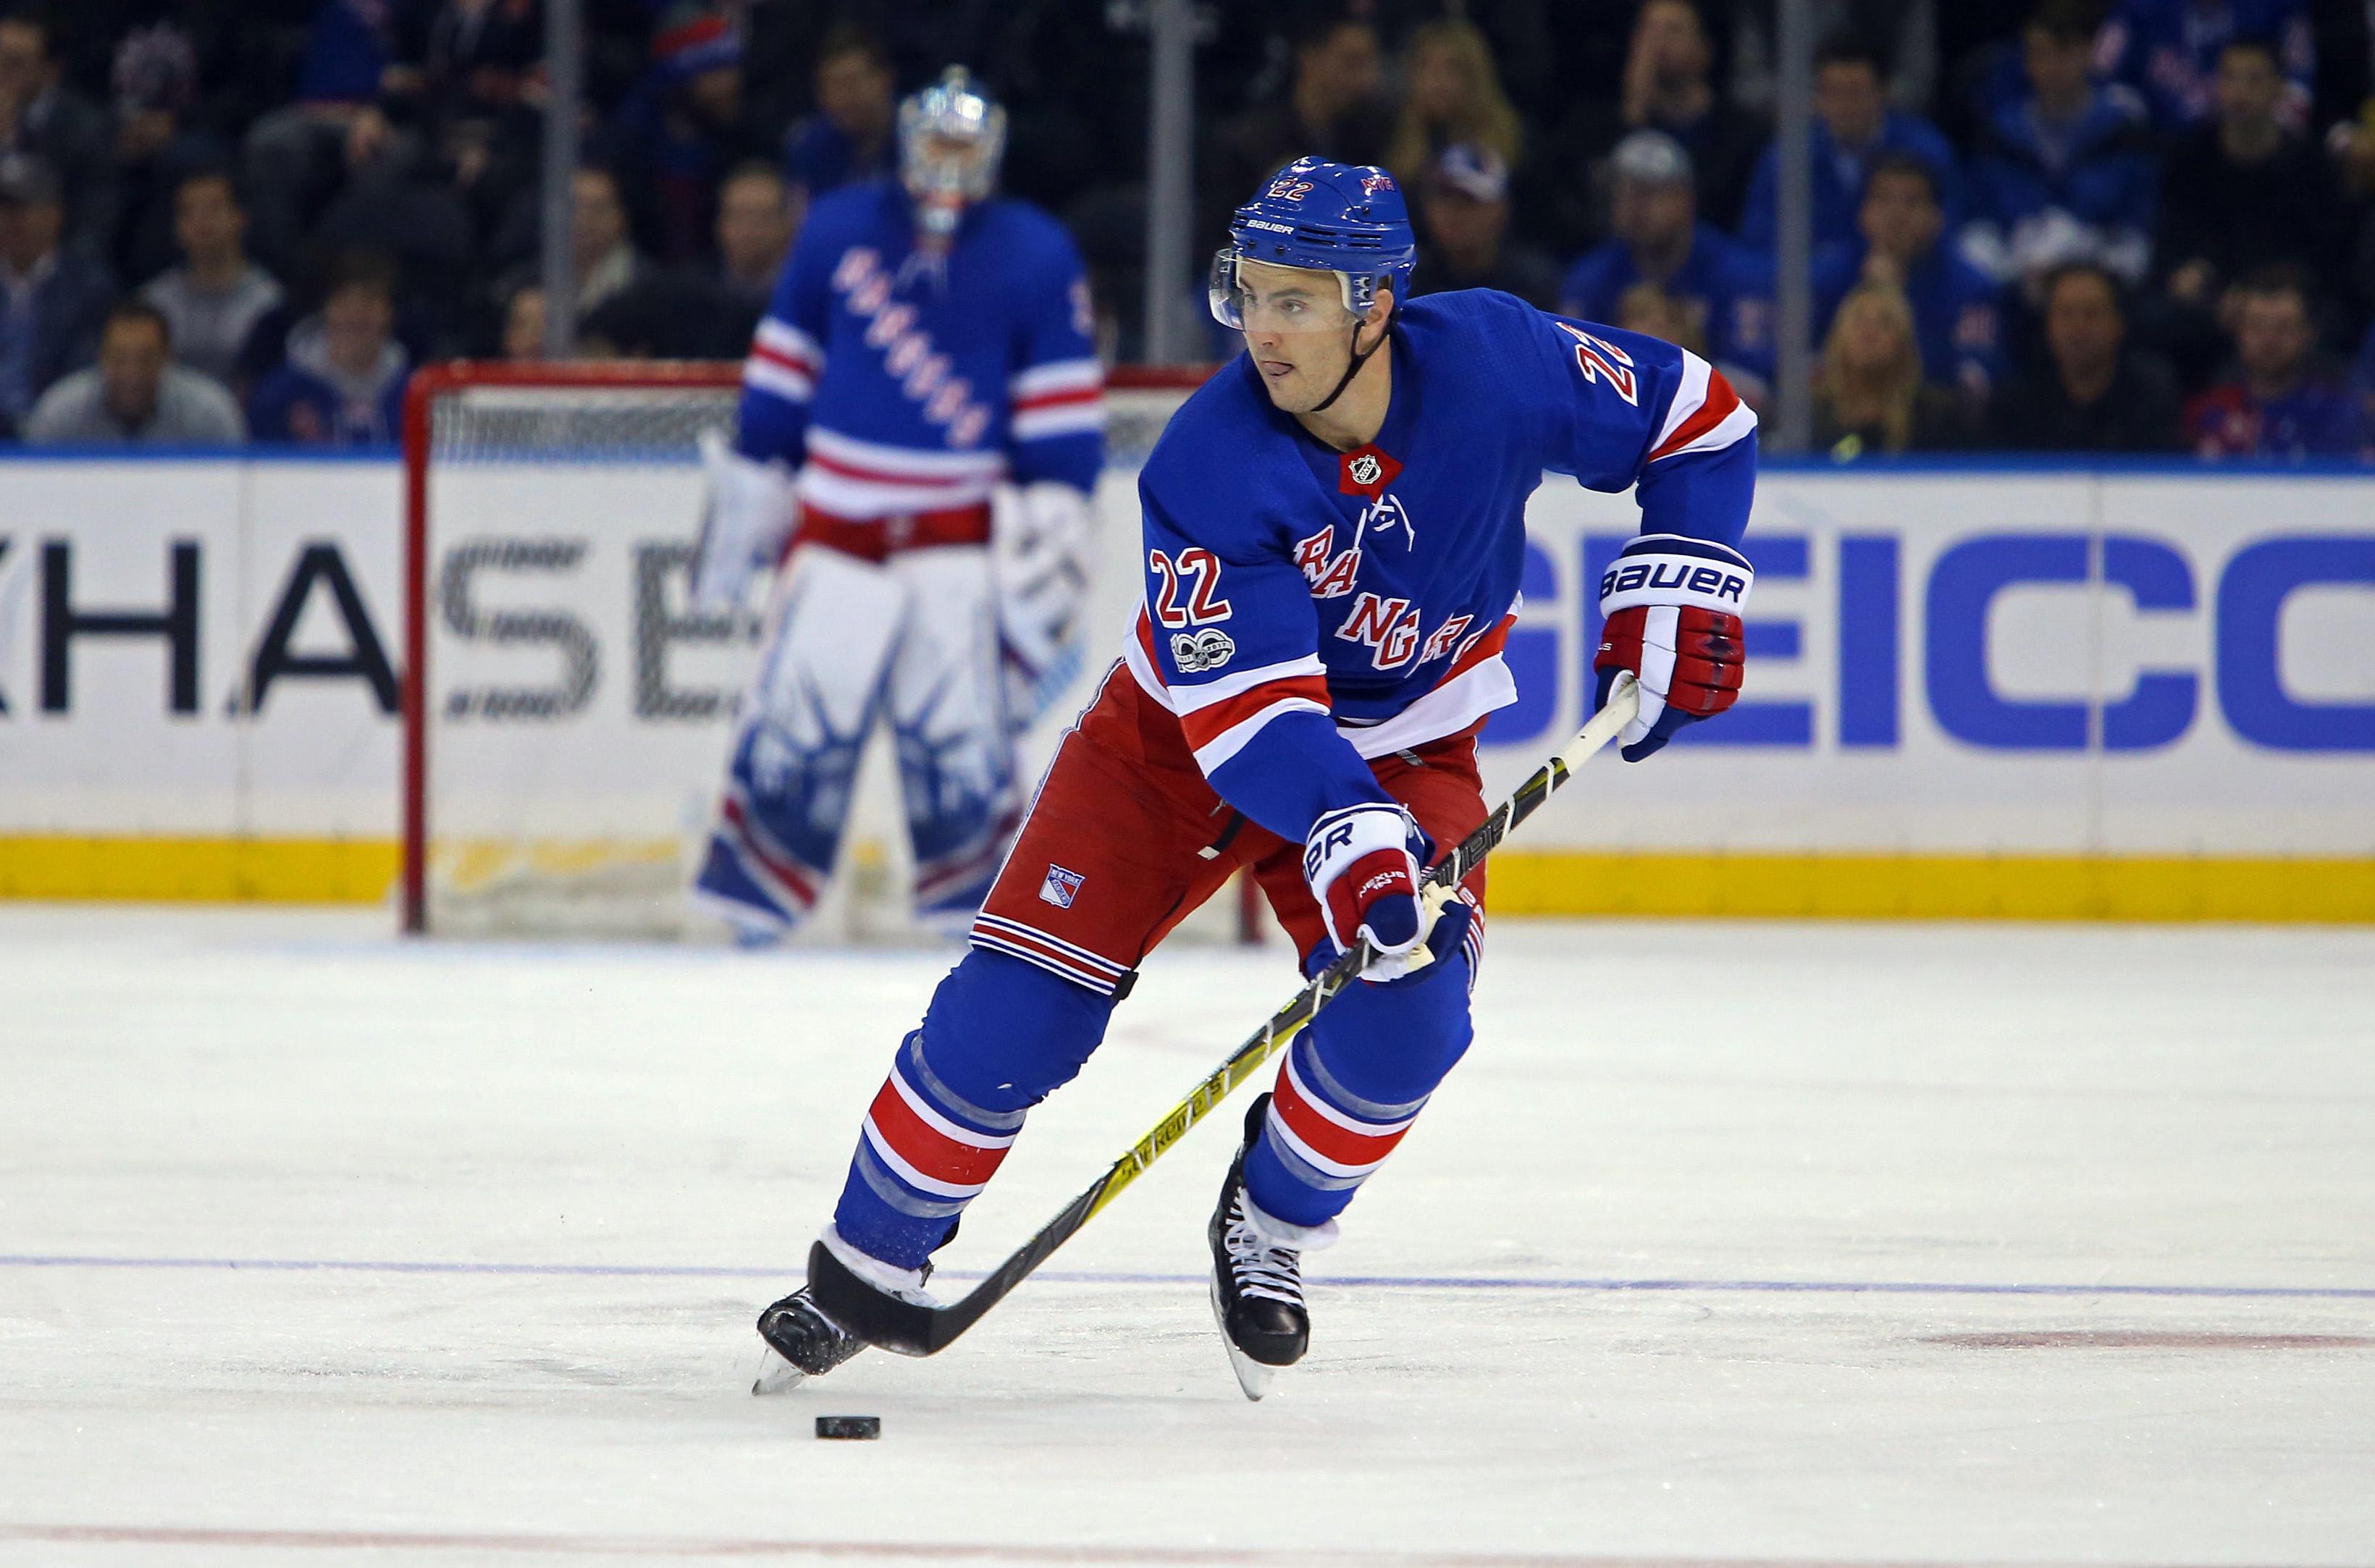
[804, 673, 1643, 1357]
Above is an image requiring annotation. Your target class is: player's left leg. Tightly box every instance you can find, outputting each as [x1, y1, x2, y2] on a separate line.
[882, 545, 1024, 932]
[1207, 730, 1489, 1393]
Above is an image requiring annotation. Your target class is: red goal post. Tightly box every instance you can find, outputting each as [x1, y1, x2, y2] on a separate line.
[400, 360, 1227, 940]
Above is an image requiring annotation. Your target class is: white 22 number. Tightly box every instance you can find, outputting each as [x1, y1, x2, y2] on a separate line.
[1554, 321, 1638, 406]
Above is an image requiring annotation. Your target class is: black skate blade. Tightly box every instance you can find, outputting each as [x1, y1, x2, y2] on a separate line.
[1208, 1275, 1277, 1402]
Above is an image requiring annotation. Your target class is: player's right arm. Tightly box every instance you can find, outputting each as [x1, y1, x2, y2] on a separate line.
[690, 223, 833, 610]
[1138, 474, 1429, 969]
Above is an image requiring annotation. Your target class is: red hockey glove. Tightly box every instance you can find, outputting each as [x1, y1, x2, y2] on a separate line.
[1592, 534, 1754, 762]
[1303, 804, 1431, 971]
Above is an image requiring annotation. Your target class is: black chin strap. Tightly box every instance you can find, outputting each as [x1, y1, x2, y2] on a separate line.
[1309, 313, 1392, 415]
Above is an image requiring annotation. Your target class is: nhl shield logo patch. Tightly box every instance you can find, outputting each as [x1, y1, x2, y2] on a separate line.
[1039, 864, 1086, 909]
[1348, 453, 1382, 487]
[1170, 627, 1237, 673]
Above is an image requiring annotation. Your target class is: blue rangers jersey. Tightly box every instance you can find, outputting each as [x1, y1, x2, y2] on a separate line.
[1126, 287, 1757, 844]
[735, 181, 1104, 518]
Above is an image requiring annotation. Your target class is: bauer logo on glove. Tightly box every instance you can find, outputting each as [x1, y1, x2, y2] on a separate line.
[1592, 532, 1752, 762]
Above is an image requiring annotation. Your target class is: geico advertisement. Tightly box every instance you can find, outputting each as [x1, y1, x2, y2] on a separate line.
[0, 459, 2368, 858]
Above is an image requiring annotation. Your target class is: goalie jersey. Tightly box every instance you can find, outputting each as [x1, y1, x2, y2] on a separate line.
[1127, 287, 1758, 843]
[734, 180, 1105, 518]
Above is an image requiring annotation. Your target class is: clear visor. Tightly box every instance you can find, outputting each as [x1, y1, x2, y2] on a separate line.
[1208, 248, 1362, 334]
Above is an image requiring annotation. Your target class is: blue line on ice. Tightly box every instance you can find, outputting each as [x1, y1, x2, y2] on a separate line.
[4, 1255, 2372, 1299]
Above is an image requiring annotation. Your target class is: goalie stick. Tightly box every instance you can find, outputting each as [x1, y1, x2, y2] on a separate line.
[802, 673, 1642, 1357]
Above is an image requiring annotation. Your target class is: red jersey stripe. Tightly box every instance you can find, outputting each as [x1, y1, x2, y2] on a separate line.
[1176, 674, 1334, 751]
[1648, 368, 1744, 463]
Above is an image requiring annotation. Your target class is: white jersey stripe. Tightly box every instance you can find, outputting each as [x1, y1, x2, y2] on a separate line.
[1189, 695, 1332, 775]
[1650, 349, 1713, 455]
[794, 466, 993, 518]
[1012, 402, 1107, 441]
[1009, 358, 1104, 399]
[742, 359, 812, 403]
[1164, 652, 1328, 716]
[754, 317, 823, 366]
[1652, 400, 1758, 462]
[806, 424, 1008, 480]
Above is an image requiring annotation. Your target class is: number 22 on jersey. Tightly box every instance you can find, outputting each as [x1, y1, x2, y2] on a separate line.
[1149, 547, 1232, 628]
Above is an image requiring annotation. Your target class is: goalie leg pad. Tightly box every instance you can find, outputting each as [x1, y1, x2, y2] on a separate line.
[1241, 916, 1476, 1231]
[831, 948, 1116, 1268]
[885, 547, 1025, 927]
[696, 547, 904, 931]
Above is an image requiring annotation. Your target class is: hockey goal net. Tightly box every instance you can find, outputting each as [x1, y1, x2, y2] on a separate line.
[400, 360, 1217, 940]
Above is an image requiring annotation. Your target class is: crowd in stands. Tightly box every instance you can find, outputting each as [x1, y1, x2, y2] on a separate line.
[4, 0, 2375, 460]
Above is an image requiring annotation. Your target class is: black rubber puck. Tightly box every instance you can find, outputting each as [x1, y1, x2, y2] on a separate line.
[815, 1415, 881, 1440]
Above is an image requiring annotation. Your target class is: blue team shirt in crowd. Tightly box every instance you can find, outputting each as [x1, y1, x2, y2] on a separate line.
[1738, 111, 1962, 253]
[2095, 0, 2316, 128]
[1557, 222, 1761, 369]
[1809, 237, 2005, 392]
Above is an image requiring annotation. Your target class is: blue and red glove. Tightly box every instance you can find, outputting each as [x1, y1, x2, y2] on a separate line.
[1593, 534, 1753, 761]
[1304, 804, 1433, 976]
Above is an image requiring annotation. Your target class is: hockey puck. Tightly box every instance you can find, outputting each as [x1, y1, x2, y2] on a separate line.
[815, 1415, 880, 1441]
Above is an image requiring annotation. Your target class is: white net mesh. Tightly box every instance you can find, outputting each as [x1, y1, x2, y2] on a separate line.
[409, 368, 1210, 941]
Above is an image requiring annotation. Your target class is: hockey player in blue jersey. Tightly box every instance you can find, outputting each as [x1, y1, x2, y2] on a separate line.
[754, 157, 1757, 1397]
[689, 69, 1104, 940]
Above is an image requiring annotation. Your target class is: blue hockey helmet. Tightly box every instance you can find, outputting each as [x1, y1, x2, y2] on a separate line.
[899, 67, 1006, 240]
[1209, 157, 1417, 330]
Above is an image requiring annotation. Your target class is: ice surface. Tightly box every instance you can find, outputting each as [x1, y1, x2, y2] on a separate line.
[2, 906, 2372, 1565]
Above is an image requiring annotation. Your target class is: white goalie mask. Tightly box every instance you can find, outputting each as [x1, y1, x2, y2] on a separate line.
[899, 67, 1006, 241]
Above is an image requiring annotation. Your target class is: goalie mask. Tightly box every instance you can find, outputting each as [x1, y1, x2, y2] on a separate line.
[899, 67, 1006, 243]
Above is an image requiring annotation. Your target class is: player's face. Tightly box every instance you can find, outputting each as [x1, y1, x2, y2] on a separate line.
[1233, 261, 1378, 413]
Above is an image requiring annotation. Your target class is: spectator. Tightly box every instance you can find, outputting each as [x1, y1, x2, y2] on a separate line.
[0, 11, 114, 261]
[604, 4, 775, 265]
[1614, 279, 1707, 355]
[498, 164, 652, 327]
[1812, 281, 1970, 456]
[567, 165, 650, 320]
[585, 160, 794, 356]
[1961, 0, 2159, 292]
[309, 103, 477, 345]
[1614, 0, 1769, 231]
[2095, 0, 2316, 132]
[1812, 153, 2004, 401]
[248, 250, 408, 445]
[1739, 32, 1960, 251]
[1988, 261, 2185, 449]
[141, 170, 285, 389]
[22, 298, 243, 444]
[498, 282, 547, 360]
[382, 0, 544, 150]
[1410, 145, 1559, 308]
[0, 154, 113, 437]
[1204, 12, 1392, 248]
[1731, 0, 1941, 117]
[1561, 132, 1752, 365]
[2156, 38, 2342, 315]
[240, 1, 403, 270]
[1382, 20, 1523, 191]
[783, 25, 896, 206]
[2184, 264, 2363, 456]
[108, 23, 228, 287]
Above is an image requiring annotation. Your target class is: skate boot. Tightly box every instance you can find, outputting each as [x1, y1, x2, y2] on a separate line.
[752, 1226, 936, 1395]
[1207, 1092, 1337, 1401]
